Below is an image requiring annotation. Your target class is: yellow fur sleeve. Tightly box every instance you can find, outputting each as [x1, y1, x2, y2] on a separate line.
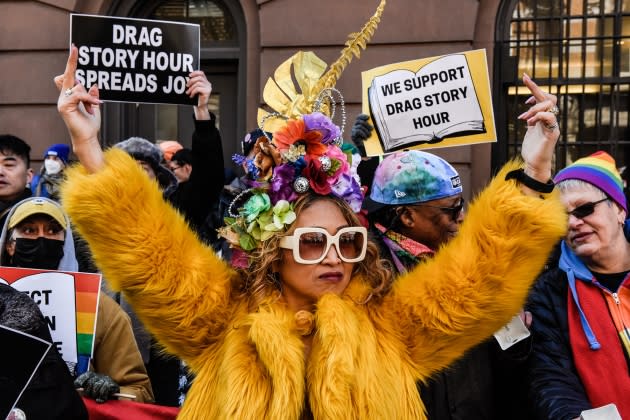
[61, 149, 237, 361]
[382, 159, 567, 381]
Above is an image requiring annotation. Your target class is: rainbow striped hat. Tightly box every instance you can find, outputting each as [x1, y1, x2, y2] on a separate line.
[554, 151, 626, 213]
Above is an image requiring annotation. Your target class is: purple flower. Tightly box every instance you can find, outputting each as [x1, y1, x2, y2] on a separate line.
[232, 154, 247, 165]
[332, 173, 364, 212]
[303, 112, 341, 145]
[269, 163, 298, 204]
[232, 154, 259, 179]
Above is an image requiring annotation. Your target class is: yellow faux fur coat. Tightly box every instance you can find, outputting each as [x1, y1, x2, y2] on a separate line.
[62, 149, 567, 419]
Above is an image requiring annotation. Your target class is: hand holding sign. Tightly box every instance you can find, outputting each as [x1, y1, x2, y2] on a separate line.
[187, 70, 212, 121]
[75, 371, 120, 403]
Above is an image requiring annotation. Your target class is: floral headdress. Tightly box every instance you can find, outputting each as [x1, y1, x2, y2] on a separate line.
[220, 0, 386, 253]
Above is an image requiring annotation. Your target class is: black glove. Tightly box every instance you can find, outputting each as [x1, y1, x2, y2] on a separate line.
[350, 114, 373, 157]
[74, 371, 120, 403]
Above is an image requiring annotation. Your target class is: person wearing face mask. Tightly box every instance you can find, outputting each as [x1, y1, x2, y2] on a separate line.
[31, 144, 70, 202]
[0, 197, 154, 405]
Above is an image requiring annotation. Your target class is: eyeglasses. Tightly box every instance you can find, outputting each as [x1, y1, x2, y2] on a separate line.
[412, 199, 465, 221]
[279, 227, 368, 264]
[568, 197, 609, 219]
[169, 165, 182, 171]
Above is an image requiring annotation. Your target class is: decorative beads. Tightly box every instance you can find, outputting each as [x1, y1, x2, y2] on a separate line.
[227, 188, 255, 217]
[258, 112, 289, 141]
[314, 87, 346, 143]
[319, 156, 332, 171]
[293, 176, 310, 193]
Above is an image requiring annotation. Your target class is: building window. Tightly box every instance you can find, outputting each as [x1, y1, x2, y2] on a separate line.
[495, 0, 630, 172]
[152, 0, 237, 46]
[150, 0, 232, 141]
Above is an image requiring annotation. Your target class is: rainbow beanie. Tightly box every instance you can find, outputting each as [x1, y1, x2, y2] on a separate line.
[554, 151, 627, 213]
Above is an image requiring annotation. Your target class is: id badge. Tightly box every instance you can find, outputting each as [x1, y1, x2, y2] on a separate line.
[580, 404, 622, 420]
[493, 314, 531, 350]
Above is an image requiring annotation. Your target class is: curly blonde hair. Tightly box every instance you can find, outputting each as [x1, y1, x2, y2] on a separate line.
[239, 193, 393, 310]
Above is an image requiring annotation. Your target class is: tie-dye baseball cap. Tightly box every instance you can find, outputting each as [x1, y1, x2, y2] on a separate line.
[364, 150, 462, 212]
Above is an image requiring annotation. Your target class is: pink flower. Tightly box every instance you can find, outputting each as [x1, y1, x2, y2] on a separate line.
[325, 144, 350, 184]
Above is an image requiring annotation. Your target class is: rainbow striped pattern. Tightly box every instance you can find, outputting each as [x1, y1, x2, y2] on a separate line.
[74, 272, 100, 361]
[0, 268, 101, 374]
[554, 151, 627, 213]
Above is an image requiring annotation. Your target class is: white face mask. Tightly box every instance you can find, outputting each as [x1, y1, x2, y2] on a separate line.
[44, 159, 63, 175]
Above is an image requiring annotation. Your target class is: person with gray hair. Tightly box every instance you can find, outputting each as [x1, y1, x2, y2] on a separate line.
[527, 151, 630, 419]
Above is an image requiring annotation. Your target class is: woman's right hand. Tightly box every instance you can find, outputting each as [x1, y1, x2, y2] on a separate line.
[517, 74, 560, 184]
[55, 45, 105, 172]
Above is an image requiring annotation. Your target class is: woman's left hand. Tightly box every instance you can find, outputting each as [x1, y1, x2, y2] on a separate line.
[517, 74, 560, 183]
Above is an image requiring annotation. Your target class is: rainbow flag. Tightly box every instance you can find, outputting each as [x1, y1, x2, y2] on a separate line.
[0, 267, 101, 374]
[74, 272, 101, 363]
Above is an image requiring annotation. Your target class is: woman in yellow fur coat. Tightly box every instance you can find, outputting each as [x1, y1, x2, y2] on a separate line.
[56, 45, 565, 419]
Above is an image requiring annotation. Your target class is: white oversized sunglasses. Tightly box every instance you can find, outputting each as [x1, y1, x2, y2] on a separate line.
[279, 227, 368, 264]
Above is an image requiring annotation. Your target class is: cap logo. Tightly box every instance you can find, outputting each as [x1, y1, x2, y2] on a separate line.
[394, 190, 407, 198]
[451, 176, 461, 188]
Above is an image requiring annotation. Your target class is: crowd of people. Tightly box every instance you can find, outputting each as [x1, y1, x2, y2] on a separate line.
[1, 36, 629, 420]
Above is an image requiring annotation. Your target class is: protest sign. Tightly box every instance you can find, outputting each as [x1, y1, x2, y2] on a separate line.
[71, 14, 200, 105]
[0, 267, 101, 373]
[0, 325, 51, 420]
[361, 49, 496, 156]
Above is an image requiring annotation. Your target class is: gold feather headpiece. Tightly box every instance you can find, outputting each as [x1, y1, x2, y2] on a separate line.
[257, 0, 386, 134]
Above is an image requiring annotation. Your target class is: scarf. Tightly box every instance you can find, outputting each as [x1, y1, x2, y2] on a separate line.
[373, 222, 433, 273]
[568, 277, 630, 417]
[36, 172, 65, 200]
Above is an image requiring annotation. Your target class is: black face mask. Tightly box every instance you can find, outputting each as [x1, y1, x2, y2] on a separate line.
[12, 237, 64, 270]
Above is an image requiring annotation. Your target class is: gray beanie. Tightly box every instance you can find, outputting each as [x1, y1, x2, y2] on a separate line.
[113, 137, 177, 192]
[114, 137, 163, 173]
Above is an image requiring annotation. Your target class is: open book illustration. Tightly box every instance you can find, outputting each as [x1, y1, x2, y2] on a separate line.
[368, 54, 486, 153]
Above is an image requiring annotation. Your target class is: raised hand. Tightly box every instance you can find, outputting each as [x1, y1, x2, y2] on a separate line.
[187, 70, 212, 121]
[55, 45, 105, 172]
[517, 74, 560, 183]
[350, 114, 373, 157]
